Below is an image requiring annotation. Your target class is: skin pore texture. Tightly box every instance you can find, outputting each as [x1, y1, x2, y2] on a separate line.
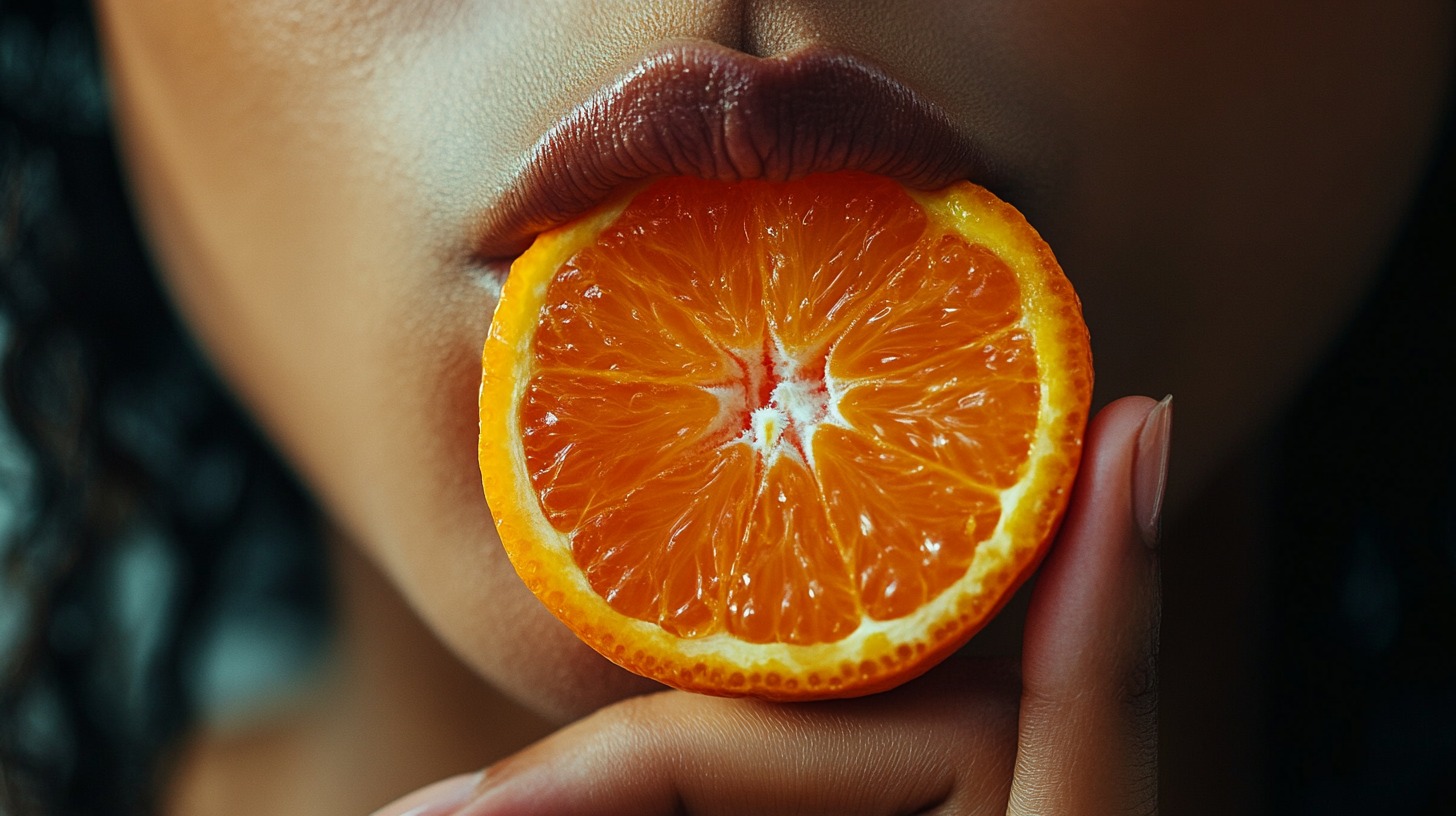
[93, 1, 1451, 814]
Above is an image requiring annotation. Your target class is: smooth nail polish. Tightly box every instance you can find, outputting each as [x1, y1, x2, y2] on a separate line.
[1134, 395, 1173, 547]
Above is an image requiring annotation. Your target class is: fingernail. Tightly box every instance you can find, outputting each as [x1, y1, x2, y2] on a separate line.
[393, 772, 482, 816]
[1133, 395, 1173, 548]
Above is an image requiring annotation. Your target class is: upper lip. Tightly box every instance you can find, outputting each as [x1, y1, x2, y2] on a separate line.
[473, 41, 997, 259]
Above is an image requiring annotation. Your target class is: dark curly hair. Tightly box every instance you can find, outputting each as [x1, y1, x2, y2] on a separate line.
[0, 3, 326, 815]
[0, 3, 1452, 816]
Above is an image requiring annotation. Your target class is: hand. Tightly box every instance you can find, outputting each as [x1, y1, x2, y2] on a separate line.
[373, 395, 1170, 816]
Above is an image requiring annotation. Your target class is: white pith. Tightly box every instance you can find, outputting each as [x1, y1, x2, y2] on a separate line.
[726, 331, 837, 472]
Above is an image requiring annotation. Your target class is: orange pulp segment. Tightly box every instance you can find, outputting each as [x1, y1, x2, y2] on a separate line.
[479, 172, 1092, 699]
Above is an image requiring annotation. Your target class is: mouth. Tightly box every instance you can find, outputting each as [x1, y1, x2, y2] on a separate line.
[473, 41, 1000, 262]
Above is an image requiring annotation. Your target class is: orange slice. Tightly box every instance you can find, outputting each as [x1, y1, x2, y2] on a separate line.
[479, 172, 1091, 700]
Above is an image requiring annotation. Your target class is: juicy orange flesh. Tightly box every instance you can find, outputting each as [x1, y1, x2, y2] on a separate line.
[519, 173, 1037, 645]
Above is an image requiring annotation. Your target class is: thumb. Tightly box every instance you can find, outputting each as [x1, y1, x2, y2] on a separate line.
[1007, 395, 1170, 815]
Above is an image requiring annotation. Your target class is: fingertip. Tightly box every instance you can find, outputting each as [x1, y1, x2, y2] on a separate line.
[1086, 395, 1163, 476]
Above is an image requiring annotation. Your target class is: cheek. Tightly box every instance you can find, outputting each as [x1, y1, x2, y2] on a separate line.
[413, 526, 666, 722]
[377, 292, 665, 720]
[98, 0, 663, 719]
[992, 0, 1451, 495]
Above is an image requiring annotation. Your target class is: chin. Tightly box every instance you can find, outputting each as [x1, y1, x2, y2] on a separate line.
[414, 552, 666, 722]
[476, 613, 668, 722]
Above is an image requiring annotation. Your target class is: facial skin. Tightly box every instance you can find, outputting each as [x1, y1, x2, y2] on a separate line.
[95, 0, 1451, 724]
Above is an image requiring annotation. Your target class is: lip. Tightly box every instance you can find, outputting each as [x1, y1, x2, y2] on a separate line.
[473, 41, 998, 260]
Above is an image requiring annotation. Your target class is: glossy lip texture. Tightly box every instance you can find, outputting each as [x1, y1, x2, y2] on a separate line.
[473, 41, 998, 260]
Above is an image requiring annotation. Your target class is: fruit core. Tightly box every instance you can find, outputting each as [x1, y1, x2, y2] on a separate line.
[731, 339, 832, 466]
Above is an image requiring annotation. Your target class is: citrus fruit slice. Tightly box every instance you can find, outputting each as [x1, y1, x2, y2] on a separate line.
[479, 171, 1091, 700]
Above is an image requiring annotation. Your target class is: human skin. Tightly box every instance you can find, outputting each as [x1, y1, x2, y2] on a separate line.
[92, 1, 1451, 814]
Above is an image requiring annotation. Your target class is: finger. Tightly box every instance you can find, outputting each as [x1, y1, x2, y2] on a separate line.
[424, 667, 1018, 816]
[1007, 395, 1170, 816]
